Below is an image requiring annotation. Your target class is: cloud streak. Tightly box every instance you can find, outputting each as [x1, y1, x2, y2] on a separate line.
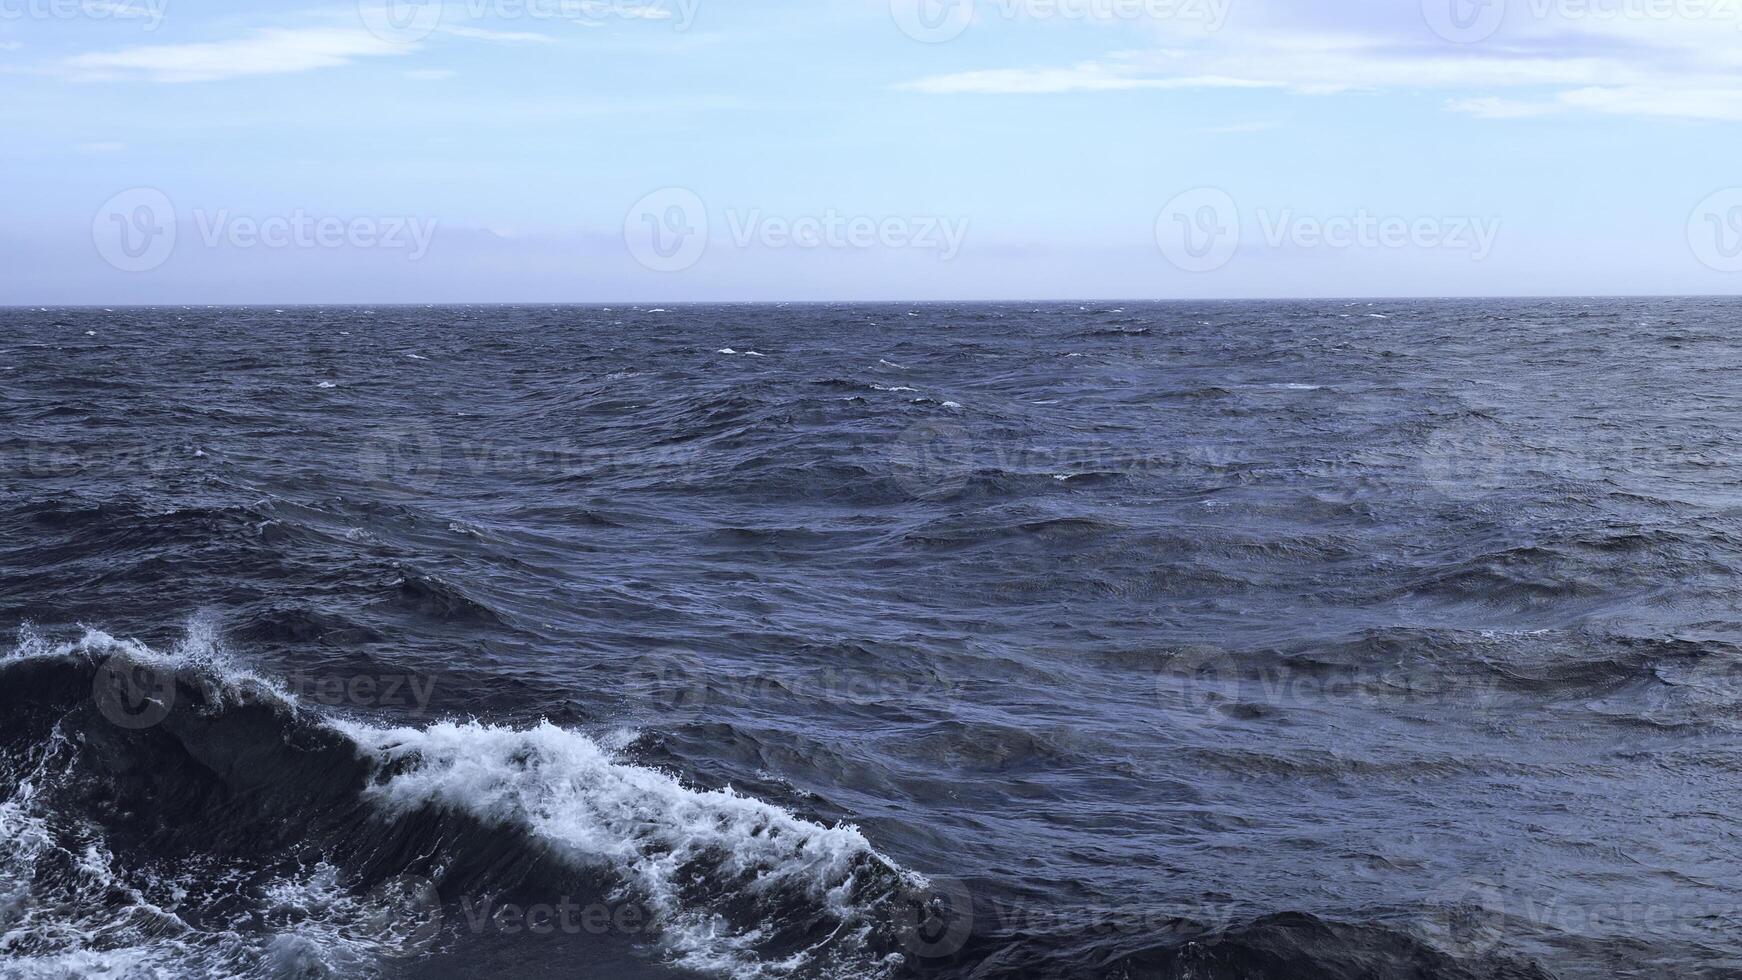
[896, 1, 1742, 121]
[64, 27, 407, 82]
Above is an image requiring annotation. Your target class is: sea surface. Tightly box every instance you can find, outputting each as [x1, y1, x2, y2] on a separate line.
[2, 300, 1739, 980]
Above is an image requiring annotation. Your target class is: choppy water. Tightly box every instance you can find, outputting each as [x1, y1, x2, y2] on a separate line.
[3, 300, 1740, 979]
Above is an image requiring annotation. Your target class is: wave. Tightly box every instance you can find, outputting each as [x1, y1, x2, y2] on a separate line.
[0, 627, 926, 980]
[0, 625, 1571, 980]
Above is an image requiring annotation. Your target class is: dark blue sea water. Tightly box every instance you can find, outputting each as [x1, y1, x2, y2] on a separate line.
[3, 300, 1740, 979]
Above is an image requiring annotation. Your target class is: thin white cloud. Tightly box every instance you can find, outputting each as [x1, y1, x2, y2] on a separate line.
[439, 25, 556, 43]
[65, 28, 406, 83]
[1445, 96, 1558, 118]
[897, 2, 1742, 121]
[900, 63, 1280, 94]
[0, 41, 22, 52]
[1203, 121, 1280, 134]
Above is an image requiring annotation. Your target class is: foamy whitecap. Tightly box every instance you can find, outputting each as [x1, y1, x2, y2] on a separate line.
[3, 627, 925, 979]
[347, 719, 920, 978]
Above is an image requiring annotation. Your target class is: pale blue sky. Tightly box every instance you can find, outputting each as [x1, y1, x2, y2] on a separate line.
[2, 0, 1740, 302]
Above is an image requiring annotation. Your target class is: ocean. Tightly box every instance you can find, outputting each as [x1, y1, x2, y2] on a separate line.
[2, 299, 1737, 979]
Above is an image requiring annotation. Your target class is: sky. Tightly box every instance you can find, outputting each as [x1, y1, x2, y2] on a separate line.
[3, 0, 1742, 303]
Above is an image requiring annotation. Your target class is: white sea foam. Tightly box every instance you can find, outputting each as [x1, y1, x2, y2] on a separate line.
[0, 687, 391, 978]
[345, 719, 918, 978]
[2, 628, 921, 979]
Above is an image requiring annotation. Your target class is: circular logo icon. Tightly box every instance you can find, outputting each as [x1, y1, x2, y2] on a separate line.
[888, 422, 974, 500]
[1422, 0, 1505, 43]
[93, 188, 176, 274]
[92, 657, 176, 730]
[1156, 187, 1239, 273]
[23, 443, 83, 478]
[1689, 188, 1742, 273]
[359, 0, 444, 45]
[355, 875, 444, 958]
[625, 188, 709, 273]
[1154, 644, 1238, 730]
[1417, 423, 1534, 501]
[896, 877, 975, 959]
[637, 656, 709, 714]
[356, 422, 443, 493]
[890, 0, 974, 42]
[1427, 877, 1509, 957]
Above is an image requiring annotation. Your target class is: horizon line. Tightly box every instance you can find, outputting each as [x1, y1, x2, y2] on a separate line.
[5, 293, 1740, 309]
